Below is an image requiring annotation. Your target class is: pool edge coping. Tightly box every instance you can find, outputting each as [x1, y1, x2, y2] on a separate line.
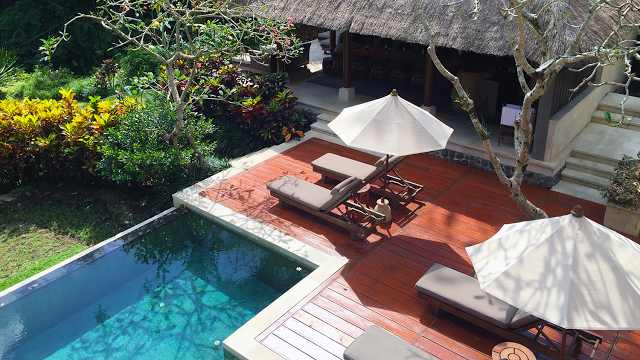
[172, 133, 350, 360]
[0, 206, 186, 305]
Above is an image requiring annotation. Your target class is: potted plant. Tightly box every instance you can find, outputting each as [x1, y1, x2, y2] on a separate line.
[600, 151, 640, 237]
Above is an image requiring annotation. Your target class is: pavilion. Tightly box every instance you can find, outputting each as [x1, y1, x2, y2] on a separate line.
[262, 0, 638, 162]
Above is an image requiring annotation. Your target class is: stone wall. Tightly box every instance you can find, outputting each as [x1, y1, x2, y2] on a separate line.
[429, 149, 563, 189]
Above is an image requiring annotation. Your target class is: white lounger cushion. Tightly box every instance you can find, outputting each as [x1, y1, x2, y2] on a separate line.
[312, 153, 379, 181]
[267, 175, 362, 211]
[344, 326, 437, 360]
[415, 263, 537, 329]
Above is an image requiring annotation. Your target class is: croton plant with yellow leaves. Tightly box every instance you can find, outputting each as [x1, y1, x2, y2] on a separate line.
[0, 88, 137, 190]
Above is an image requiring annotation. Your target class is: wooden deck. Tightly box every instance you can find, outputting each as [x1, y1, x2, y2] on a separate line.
[200, 138, 640, 360]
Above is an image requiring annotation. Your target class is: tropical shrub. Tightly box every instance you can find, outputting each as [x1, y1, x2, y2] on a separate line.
[12, 67, 77, 100]
[116, 48, 162, 81]
[600, 152, 640, 209]
[66, 76, 101, 101]
[0, 48, 22, 87]
[170, 57, 315, 157]
[94, 58, 119, 94]
[98, 96, 229, 198]
[0, 89, 136, 191]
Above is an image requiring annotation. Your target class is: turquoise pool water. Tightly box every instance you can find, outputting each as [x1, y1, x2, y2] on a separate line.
[0, 211, 311, 360]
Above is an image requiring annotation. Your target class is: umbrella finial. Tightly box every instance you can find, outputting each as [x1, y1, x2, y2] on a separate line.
[391, 89, 398, 96]
[571, 205, 584, 217]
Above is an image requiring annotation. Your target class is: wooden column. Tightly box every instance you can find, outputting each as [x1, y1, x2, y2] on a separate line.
[423, 53, 434, 107]
[343, 30, 351, 88]
[276, 43, 284, 72]
[330, 30, 336, 52]
[528, 74, 536, 91]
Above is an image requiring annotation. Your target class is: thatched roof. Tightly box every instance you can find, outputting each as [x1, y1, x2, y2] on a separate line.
[261, 0, 639, 63]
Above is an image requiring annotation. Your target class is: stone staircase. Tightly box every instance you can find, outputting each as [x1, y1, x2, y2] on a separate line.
[553, 92, 640, 204]
[310, 110, 340, 138]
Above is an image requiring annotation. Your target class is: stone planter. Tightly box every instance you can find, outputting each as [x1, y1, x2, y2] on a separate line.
[603, 202, 640, 237]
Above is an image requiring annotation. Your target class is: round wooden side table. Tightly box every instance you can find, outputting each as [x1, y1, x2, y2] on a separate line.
[355, 183, 371, 206]
[492, 342, 536, 360]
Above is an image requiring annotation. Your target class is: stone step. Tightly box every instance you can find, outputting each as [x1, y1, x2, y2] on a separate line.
[597, 93, 640, 118]
[591, 110, 640, 131]
[310, 121, 338, 138]
[560, 168, 610, 189]
[564, 156, 615, 179]
[570, 148, 620, 168]
[551, 180, 607, 205]
[316, 112, 337, 125]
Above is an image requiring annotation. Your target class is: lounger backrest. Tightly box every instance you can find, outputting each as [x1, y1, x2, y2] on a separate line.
[331, 176, 358, 195]
[364, 155, 407, 183]
[322, 176, 365, 212]
[509, 309, 540, 329]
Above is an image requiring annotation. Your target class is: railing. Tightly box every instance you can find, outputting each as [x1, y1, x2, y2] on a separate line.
[293, 25, 328, 43]
[548, 66, 592, 117]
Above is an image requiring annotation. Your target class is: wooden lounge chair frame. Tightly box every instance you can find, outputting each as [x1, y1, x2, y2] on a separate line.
[312, 154, 423, 208]
[418, 290, 602, 359]
[369, 167, 423, 208]
[269, 177, 386, 241]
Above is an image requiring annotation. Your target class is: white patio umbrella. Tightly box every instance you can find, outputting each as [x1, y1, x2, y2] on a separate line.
[466, 205, 640, 358]
[328, 90, 453, 221]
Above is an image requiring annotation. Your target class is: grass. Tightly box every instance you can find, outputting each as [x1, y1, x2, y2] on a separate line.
[0, 183, 162, 292]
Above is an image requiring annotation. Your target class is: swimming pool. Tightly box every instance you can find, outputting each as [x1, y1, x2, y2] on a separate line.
[0, 210, 311, 360]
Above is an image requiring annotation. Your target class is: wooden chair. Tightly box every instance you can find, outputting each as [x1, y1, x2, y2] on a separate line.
[498, 104, 536, 146]
[311, 153, 423, 208]
[389, 62, 410, 88]
[410, 63, 425, 92]
[369, 57, 389, 83]
[351, 55, 370, 79]
[331, 51, 343, 73]
[267, 175, 385, 240]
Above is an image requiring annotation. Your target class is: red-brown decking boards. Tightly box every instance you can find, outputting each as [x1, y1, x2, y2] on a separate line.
[200, 138, 639, 360]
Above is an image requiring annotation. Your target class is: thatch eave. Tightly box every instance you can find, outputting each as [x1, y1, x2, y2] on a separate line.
[261, 0, 640, 65]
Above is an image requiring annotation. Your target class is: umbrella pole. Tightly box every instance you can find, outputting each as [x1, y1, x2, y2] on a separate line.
[374, 154, 392, 223]
[382, 154, 389, 202]
[560, 328, 567, 359]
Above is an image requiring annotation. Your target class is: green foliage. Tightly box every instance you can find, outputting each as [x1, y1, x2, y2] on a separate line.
[175, 58, 314, 157]
[98, 96, 229, 198]
[10, 67, 109, 101]
[67, 76, 105, 101]
[116, 48, 162, 81]
[0, 89, 136, 191]
[0, 0, 119, 74]
[12, 67, 77, 100]
[0, 48, 22, 86]
[94, 58, 119, 93]
[600, 152, 640, 209]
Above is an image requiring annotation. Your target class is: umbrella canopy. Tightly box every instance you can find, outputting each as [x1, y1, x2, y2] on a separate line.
[328, 90, 453, 156]
[466, 207, 640, 331]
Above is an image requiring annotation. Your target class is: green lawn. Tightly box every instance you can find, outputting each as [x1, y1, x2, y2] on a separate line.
[0, 183, 161, 291]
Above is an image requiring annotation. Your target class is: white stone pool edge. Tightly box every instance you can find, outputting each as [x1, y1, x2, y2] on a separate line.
[0, 206, 183, 303]
[172, 133, 349, 360]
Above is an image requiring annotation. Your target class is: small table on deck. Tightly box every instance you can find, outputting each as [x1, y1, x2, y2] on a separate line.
[492, 342, 536, 360]
[355, 183, 371, 206]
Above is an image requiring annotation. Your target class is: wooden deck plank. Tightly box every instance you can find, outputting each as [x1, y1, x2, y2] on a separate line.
[318, 288, 421, 342]
[302, 302, 366, 340]
[262, 334, 316, 360]
[283, 318, 347, 359]
[292, 310, 356, 348]
[272, 326, 341, 360]
[197, 138, 638, 360]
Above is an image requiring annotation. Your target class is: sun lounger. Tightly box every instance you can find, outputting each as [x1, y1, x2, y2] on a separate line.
[344, 325, 437, 360]
[311, 153, 423, 207]
[266, 175, 385, 240]
[415, 263, 601, 359]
